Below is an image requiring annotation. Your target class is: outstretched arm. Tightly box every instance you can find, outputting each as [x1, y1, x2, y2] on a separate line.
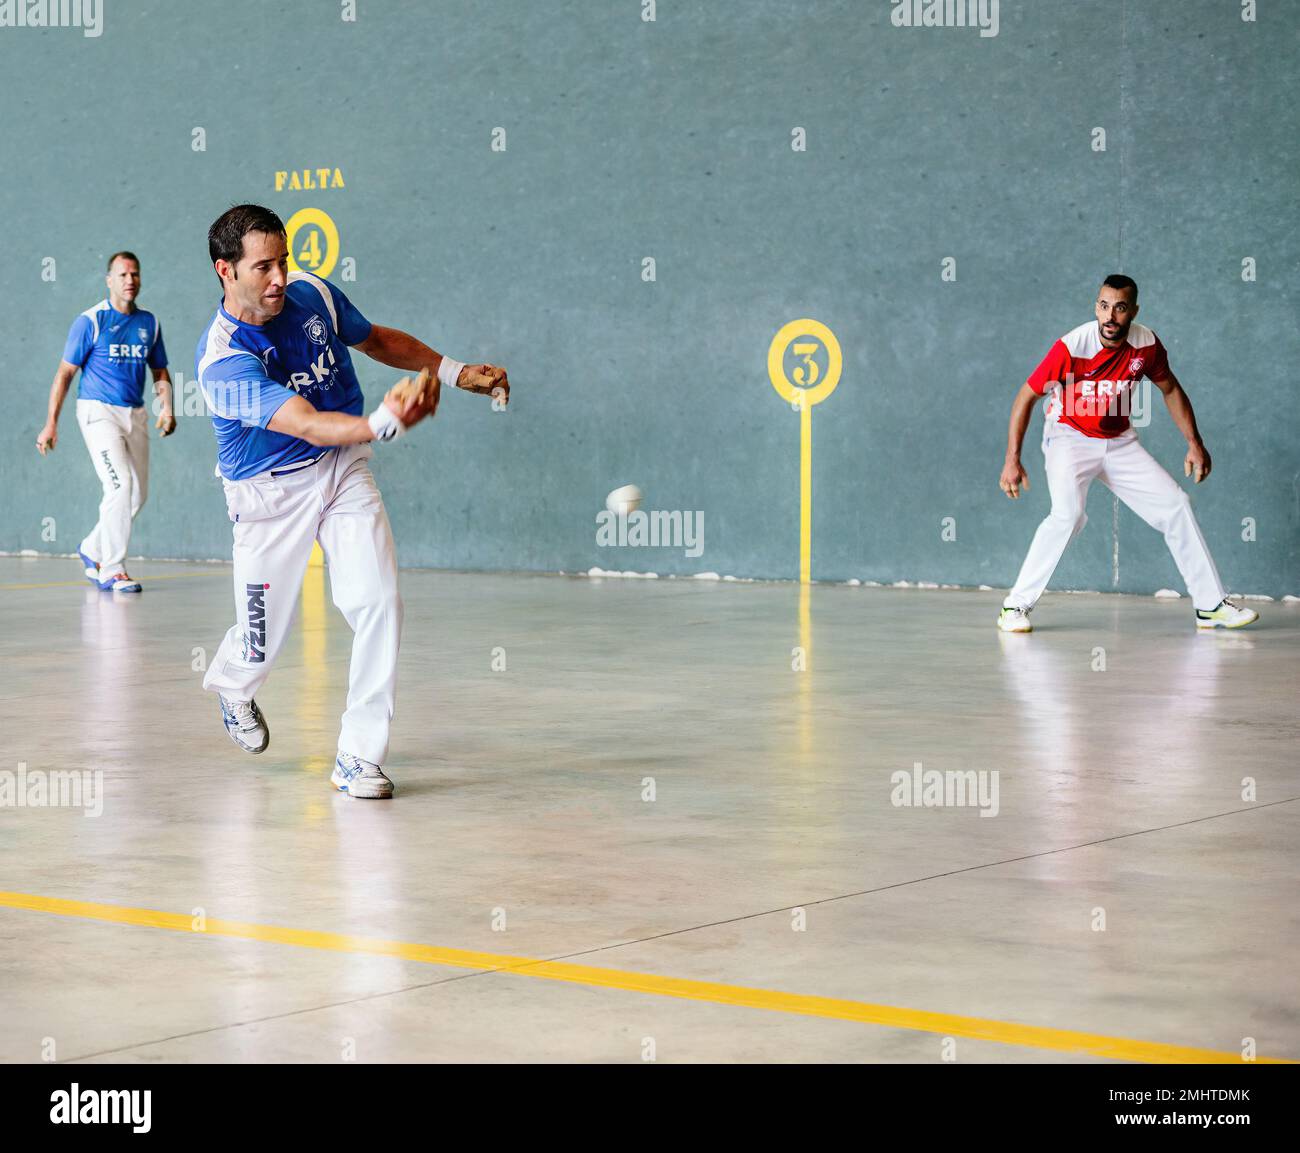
[1152, 371, 1210, 482]
[354, 324, 508, 405]
[1000, 383, 1041, 499]
[354, 325, 447, 376]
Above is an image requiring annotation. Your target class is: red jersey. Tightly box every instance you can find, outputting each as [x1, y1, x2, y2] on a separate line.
[1027, 321, 1171, 439]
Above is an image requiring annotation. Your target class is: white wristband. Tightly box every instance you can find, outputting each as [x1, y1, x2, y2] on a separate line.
[437, 357, 465, 389]
[368, 403, 405, 442]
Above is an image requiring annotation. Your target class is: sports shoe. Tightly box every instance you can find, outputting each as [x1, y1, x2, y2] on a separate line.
[77, 549, 100, 584]
[330, 752, 394, 799]
[997, 604, 1032, 633]
[99, 571, 142, 593]
[1195, 599, 1259, 630]
[219, 694, 270, 753]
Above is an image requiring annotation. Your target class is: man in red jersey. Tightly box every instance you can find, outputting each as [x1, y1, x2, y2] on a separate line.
[997, 275, 1257, 633]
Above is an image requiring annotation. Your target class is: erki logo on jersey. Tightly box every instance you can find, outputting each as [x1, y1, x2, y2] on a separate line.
[287, 345, 339, 393]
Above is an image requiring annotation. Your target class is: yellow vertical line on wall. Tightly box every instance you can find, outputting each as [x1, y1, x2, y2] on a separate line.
[800, 398, 812, 585]
[299, 553, 330, 791]
[798, 579, 813, 759]
[768, 319, 840, 586]
[301, 556, 326, 650]
[799, 581, 811, 675]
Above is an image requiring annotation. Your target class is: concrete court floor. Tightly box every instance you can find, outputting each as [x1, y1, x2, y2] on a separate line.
[0, 554, 1295, 1064]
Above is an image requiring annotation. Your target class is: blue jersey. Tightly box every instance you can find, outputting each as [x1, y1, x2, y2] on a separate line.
[196, 272, 373, 481]
[62, 301, 167, 407]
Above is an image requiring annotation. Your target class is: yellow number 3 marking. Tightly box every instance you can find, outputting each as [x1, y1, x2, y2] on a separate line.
[767, 319, 844, 584]
[792, 341, 821, 387]
[768, 320, 841, 408]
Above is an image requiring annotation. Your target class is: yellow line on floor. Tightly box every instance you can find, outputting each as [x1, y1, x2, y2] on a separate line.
[0, 890, 1287, 1063]
[0, 571, 226, 591]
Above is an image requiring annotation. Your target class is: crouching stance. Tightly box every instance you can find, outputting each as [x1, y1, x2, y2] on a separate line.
[998, 275, 1256, 634]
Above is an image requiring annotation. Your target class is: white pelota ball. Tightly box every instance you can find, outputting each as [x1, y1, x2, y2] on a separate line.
[606, 484, 643, 516]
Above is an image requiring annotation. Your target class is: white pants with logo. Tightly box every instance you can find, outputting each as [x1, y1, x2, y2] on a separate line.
[1007, 428, 1227, 612]
[202, 444, 403, 766]
[76, 399, 149, 572]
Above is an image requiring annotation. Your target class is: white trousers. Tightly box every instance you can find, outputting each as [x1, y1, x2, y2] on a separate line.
[76, 399, 149, 571]
[1008, 429, 1226, 612]
[202, 443, 403, 766]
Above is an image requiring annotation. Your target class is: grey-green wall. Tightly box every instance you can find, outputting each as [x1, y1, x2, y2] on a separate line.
[2, 1, 1296, 595]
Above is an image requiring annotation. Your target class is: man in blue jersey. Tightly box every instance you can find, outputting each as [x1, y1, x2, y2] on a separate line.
[197, 204, 508, 800]
[36, 252, 175, 592]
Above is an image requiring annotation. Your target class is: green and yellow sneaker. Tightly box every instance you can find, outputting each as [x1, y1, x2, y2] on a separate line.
[1195, 599, 1259, 630]
[998, 605, 1032, 633]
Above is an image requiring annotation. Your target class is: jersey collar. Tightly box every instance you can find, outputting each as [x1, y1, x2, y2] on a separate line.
[219, 300, 271, 329]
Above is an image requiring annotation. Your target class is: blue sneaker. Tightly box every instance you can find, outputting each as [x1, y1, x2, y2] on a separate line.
[219, 694, 270, 754]
[98, 570, 142, 593]
[77, 549, 99, 584]
[330, 752, 394, 799]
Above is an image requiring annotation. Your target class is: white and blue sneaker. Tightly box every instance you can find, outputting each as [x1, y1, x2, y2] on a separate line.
[1195, 599, 1259, 630]
[331, 752, 394, 799]
[77, 549, 100, 584]
[98, 570, 142, 593]
[219, 694, 270, 754]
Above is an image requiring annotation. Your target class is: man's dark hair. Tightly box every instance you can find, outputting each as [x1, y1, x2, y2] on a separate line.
[106, 251, 139, 272]
[208, 204, 286, 271]
[1101, 273, 1138, 300]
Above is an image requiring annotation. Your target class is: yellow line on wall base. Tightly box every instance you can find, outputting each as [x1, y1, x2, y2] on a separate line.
[0, 890, 1287, 1064]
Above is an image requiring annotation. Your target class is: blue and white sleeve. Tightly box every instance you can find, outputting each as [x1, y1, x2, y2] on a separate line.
[61, 315, 93, 368]
[200, 353, 297, 429]
[148, 319, 169, 370]
[325, 280, 373, 346]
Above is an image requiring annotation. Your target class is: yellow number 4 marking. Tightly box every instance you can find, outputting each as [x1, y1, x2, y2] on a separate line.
[298, 228, 322, 269]
[285, 208, 340, 279]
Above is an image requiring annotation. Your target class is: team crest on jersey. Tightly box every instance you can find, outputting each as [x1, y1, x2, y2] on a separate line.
[303, 315, 328, 346]
[138, 326, 149, 342]
[1129, 358, 1144, 375]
